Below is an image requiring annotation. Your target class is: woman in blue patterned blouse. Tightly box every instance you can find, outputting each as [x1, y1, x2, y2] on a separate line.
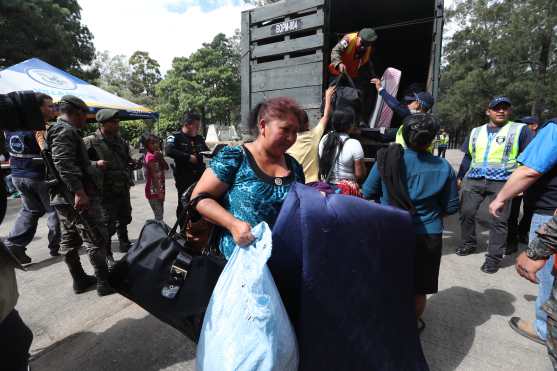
[192, 97, 306, 259]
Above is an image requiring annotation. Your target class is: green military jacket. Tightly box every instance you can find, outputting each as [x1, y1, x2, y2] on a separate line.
[83, 129, 133, 195]
[46, 118, 102, 205]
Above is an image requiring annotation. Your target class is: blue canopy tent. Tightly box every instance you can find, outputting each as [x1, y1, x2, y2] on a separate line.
[0, 58, 159, 121]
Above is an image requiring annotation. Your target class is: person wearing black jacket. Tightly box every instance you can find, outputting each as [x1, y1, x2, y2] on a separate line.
[165, 111, 209, 220]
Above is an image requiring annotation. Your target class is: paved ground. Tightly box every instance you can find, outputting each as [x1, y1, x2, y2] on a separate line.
[1, 149, 552, 370]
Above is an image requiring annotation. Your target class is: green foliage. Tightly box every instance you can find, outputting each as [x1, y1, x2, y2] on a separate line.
[438, 0, 557, 136]
[0, 0, 97, 80]
[129, 51, 162, 101]
[119, 120, 148, 147]
[92, 51, 134, 99]
[156, 33, 241, 129]
[92, 50, 161, 108]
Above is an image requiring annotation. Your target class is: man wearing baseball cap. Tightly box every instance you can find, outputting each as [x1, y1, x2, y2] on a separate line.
[329, 28, 378, 124]
[46, 95, 115, 296]
[83, 109, 140, 268]
[329, 28, 378, 79]
[456, 96, 533, 273]
[370, 79, 436, 149]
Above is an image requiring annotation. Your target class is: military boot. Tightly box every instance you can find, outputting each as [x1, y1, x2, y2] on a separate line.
[117, 227, 132, 253]
[65, 250, 97, 294]
[89, 249, 116, 296]
[105, 242, 116, 271]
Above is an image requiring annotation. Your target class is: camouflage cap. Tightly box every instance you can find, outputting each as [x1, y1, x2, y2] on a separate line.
[96, 109, 121, 123]
[60, 95, 88, 112]
[359, 28, 378, 43]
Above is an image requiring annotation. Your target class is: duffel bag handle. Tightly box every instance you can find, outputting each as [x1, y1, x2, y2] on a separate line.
[334, 70, 357, 90]
[169, 192, 213, 238]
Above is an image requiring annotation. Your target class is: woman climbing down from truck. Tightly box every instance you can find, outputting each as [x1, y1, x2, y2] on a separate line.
[191, 97, 305, 259]
[318, 108, 365, 196]
[361, 113, 459, 333]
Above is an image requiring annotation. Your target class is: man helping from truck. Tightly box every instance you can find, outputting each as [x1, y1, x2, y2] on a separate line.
[329, 28, 378, 125]
[371, 78, 435, 149]
[329, 28, 377, 79]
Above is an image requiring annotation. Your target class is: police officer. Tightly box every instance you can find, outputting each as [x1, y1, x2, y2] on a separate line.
[437, 129, 449, 158]
[47, 95, 114, 296]
[3, 93, 61, 263]
[84, 109, 139, 264]
[456, 96, 533, 273]
[165, 111, 209, 220]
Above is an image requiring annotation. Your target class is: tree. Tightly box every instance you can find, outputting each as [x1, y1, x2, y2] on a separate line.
[437, 0, 557, 139]
[156, 33, 241, 132]
[0, 0, 97, 79]
[129, 51, 162, 98]
[91, 51, 134, 99]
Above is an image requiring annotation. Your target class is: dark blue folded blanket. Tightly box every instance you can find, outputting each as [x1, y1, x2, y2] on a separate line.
[270, 183, 429, 371]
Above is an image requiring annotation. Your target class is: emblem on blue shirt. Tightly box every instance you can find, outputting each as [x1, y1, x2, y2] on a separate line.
[9, 136, 24, 153]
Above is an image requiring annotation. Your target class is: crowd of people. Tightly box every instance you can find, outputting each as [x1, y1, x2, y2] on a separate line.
[2, 28, 557, 371]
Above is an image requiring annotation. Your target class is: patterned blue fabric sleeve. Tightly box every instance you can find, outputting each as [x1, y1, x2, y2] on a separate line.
[209, 145, 244, 185]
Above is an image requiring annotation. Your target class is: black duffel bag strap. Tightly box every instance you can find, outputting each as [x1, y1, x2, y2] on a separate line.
[168, 191, 213, 238]
[334, 70, 357, 89]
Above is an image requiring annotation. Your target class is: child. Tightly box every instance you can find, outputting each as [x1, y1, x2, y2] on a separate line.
[144, 135, 168, 221]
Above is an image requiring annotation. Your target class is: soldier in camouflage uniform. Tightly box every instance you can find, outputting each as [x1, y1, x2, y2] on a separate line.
[517, 216, 557, 368]
[328, 28, 378, 124]
[84, 109, 139, 267]
[46, 96, 114, 296]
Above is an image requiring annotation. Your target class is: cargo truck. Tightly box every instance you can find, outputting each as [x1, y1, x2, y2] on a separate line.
[240, 0, 445, 157]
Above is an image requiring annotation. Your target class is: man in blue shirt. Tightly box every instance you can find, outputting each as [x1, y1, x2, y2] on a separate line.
[362, 113, 459, 332]
[507, 116, 542, 249]
[489, 118, 557, 345]
[4, 93, 60, 263]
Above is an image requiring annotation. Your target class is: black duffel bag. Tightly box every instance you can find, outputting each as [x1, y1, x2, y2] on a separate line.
[0, 91, 44, 131]
[108, 194, 226, 342]
[331, 72, 362, 118]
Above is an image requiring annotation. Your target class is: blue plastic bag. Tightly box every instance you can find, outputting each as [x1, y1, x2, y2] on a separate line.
[196, 222, 299, 371]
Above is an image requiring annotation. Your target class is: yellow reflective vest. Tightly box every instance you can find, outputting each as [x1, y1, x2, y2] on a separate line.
[468, 122, 525, 174]
[395, 126, 434, 153]
[438, 133, 449, 146]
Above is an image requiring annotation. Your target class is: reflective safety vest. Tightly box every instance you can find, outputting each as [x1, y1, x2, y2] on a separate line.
[395, 126, 434, 153]
[438, 134, 449, 146]
[328, 33, 372, 78]
[468, 122, 525, 178]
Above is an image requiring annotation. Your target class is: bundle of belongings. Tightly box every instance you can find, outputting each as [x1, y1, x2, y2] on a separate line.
[270, 183, 429, 371]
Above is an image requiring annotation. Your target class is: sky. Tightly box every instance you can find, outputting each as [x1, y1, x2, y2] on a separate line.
[79, 0, 457, 75]
[79, 0, 252, 74]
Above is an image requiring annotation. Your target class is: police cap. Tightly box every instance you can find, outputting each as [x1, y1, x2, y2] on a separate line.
[96, 109, 121, 123]
[488, 96, 512, 109]
[359, 28, 378, 43]
[60, 95, 88, 112]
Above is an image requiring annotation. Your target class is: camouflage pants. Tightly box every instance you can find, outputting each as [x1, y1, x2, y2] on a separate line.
[54, 198, 108, 255]
[544, 276, 557, 369]
[102, 191, 132, 239]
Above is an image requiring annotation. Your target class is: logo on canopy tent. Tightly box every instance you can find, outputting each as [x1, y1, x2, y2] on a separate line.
[26, 68, 77, 90]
